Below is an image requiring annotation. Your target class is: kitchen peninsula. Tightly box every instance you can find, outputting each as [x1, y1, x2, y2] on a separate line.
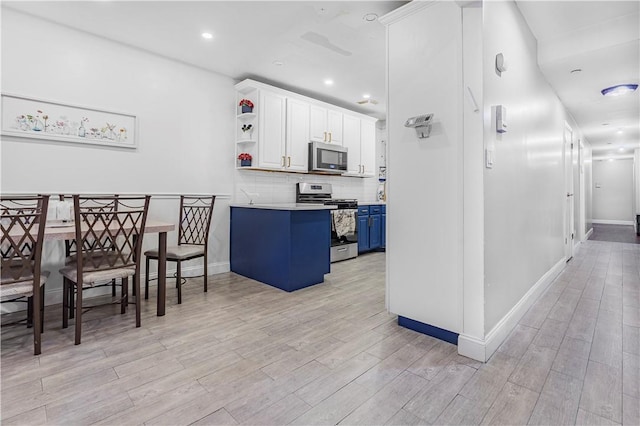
[230, 203, 336, 292]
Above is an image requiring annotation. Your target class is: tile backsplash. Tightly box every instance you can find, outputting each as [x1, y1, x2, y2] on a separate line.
[234, 171, 381, 204]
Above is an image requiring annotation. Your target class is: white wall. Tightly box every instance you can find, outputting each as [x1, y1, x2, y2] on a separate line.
[384, 1, 464, 334]
[593, 158, 635, 223]
[1, 9, 235, 307]
[585, 145, 594, 235]
[482, 0, 581, 334]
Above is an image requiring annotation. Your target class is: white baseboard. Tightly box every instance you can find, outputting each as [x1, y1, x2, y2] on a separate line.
[458, 257, 566, 362]
[585, 228, 593, 240]
[592, 219, 634, 226]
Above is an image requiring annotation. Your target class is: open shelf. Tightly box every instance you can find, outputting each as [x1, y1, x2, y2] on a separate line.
[237, 113, 256, 122]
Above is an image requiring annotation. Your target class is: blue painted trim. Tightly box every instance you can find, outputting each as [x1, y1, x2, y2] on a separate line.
[398, 316, 459, 345]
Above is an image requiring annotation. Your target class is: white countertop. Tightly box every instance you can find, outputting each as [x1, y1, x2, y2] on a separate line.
[230, 203, 337, 211]
[359, 201, 386, 206]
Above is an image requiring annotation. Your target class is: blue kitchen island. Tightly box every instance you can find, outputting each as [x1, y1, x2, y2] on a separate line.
[230, 203, 336, 292]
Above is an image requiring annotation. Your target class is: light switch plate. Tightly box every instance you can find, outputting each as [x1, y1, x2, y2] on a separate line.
[486, 148, 494, 169]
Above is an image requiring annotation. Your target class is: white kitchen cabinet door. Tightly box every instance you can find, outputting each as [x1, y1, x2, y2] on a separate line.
[327, 110, 343, 144]
[309, 104, 328, 143]
[342, 114, 362, 174]
[310, 105, 343, 144]
[286, 98, 310, 171]
[360, 119, 376, 176]
[258, 90, 287, 169]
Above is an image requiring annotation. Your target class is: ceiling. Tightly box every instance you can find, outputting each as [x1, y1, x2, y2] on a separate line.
[3, 1, 639, 158]
[2, 1, 407, 120]
[516, 1, 640, 159]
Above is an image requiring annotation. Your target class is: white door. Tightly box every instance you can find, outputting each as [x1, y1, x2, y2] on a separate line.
[258, 90, 287, 169]
[564, 124, 575, 261]
[342, 114, 361, 174]
[285, 98, 310, 172]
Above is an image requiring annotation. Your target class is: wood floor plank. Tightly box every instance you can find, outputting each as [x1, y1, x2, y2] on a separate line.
[480, 381, 539, 425]
[527, 370, 582, 425]
[574, 408, 621, 425]
[496, 324, 538, 359]
[290, 381, 376, 425]
[404, 362, 476, 423]
[294, 351, 380, 406]
[192, 408, 239, 426]
[508, 344, 557, 392]
[240, 393, 311, 426]
[341, 371, 428, 425]
[406, 339, 458, 380]
[579, 360, 623, 423]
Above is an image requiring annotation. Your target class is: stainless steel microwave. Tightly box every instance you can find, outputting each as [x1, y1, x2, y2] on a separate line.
[308, 141, 348, 174]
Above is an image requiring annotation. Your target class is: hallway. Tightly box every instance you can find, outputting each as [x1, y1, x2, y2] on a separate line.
[590, 224, 640, 244]
[1, 242, 639, 425]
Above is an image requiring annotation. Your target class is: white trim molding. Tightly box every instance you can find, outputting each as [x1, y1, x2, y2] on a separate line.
[585, 227, 593, 240]
[458, 257, 566, 362]
[379, 0, 437, 25]
[592, 219, 634, 226]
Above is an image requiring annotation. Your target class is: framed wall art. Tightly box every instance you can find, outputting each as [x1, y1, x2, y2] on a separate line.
[1, 94, 137, 149]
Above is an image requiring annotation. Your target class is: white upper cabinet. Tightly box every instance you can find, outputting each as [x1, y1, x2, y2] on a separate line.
[360, 119, 376, 176]
[285, 98, 310, 172]
[310, 104, 343, 144]
[342, 114, 376, 177]
[258, 90, 287, 169]
[343, 114, 362, 175]
[235, 79, 376, 176]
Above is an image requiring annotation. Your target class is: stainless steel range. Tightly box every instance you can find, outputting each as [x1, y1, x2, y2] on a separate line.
[296, 183, 358, 262]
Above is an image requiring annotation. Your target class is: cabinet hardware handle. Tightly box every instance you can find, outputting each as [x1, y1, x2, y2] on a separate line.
[324, 131, 327, 142]
[287, 156, 291, 167]
[329, 132, 332, 143]
[282, 156, 285, 167]
[337, 247, 347, 252]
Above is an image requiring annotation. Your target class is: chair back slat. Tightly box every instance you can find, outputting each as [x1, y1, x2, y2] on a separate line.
[1, 196, 49, 284]
[178, 196, 216, 247]
[73, 195, 150, 273]
[59, 194, 119, 257]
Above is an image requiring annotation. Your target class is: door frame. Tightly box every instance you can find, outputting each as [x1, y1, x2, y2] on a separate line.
[564, 123, 575, 261]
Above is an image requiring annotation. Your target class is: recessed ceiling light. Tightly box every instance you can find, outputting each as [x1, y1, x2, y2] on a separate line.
[362, 94, 371, 99]
[619, 147, 625, 152]
[608, 158, 614, 162]
[324, 79, 334, 86]
[570, 68, 582, 74]
[201, 32, 213, 40]
[617, 129, 623, 134]
[363, 13, 378, 22]
[273, 60, 284, 66]
[601, 84, 638, 96]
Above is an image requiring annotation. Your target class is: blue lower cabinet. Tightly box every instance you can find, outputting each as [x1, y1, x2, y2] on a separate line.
[381, 205, 386, 249]
[358, 204, 385, 253]
[230, 207, 331, 292]
[358, 213, 370, 252]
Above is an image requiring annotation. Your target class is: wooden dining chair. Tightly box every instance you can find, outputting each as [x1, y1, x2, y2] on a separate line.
[144, 195, 215, 304]
[59, 195, 150, 345]
[1, 195, 50, 355]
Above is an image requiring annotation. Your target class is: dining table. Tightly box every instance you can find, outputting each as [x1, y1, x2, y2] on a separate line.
[43, 219, 175, 316]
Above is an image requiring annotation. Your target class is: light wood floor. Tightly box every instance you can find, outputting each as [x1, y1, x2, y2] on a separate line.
[1, 242, 639, 425]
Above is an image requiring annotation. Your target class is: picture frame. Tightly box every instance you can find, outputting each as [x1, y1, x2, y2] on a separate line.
[1, 93, 137, 149]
